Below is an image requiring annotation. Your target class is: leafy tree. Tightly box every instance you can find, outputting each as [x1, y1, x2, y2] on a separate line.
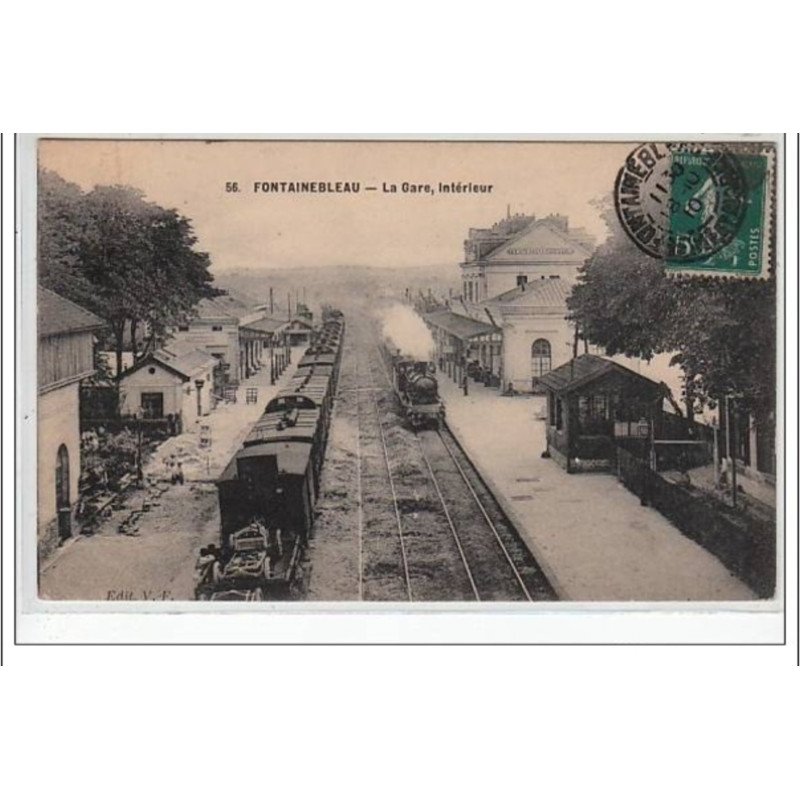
[568, 202, 776, 419]
[38, 170, 219, 375]
[78, 184, 157, 375]
[38, 169, 96, 307]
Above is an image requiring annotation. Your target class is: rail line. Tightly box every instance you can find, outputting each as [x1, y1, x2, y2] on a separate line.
[355, 345, 413, 601]
[415, 442, 481, 600]
[372, 342, 495, 599]
[372, 339, 554, 602]
[444, 428, 532, 599]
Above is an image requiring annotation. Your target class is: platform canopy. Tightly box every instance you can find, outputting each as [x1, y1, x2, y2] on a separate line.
[424, 309, 499, 341]
[241, 316, 287, 335]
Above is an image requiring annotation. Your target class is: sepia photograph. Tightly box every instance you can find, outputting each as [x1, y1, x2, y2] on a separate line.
[19, 135, 782, 617]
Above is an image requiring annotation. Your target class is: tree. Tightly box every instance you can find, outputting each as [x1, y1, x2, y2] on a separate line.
[78, 184, 157, 375]
[38, 169, 97, 308]
[568, 202, 776, 418]
[38, 171, 220, 375]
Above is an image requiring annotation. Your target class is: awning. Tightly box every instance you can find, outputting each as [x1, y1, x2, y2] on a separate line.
[423, 310, 499, 340]
[240, 316, 287, 336]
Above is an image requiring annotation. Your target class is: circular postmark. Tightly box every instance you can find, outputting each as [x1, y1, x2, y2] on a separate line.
[614, 142, 748, 262]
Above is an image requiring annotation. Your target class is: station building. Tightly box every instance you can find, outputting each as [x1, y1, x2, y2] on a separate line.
[169, 293, 286, 384]
[430, 212, 595, 392]
[460, 212, 595, 303]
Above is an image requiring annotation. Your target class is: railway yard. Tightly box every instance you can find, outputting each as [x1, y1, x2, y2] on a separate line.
[40, 302, 754, 604]
[303, 318, 555, 602]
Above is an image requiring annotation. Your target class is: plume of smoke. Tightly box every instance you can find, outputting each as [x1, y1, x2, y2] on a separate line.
[379, 304, 435, 361]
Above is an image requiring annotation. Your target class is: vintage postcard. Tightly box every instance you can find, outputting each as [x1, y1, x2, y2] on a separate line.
[16, 135, 784, 639]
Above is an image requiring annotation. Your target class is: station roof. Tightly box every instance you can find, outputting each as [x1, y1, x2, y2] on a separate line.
[488, 278, 572, 307]
[536, 355, 663, 395]
[424, 309, 499, 340]
[38, 287, 105, 337]
[242, 316, 288, 334]
[119, 345, 217, 382]
[154, 346, 218, 379]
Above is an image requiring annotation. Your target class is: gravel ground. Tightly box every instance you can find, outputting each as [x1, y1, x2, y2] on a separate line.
[40, 482, 219, 601]
[303, 320, 486, 602]
[39, 352, 306, 602]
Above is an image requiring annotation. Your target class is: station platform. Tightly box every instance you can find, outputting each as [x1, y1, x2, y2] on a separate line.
[437, 376, 755, 602]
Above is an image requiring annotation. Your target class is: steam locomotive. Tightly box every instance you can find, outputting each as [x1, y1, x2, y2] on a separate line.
[381, 337, 444, 429]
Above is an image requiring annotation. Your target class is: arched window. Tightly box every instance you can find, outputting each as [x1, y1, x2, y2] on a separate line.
[531, 339, 552, 378]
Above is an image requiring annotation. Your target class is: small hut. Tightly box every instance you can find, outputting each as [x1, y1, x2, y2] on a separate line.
[537, 355, 664, 473]
[283, 317, 315, 346]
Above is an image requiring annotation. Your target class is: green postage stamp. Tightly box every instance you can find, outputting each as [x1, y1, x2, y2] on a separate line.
[614, 141, 775, 279]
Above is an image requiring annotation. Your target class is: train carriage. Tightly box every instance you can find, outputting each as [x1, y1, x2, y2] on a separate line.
[201, 308, 346, 600]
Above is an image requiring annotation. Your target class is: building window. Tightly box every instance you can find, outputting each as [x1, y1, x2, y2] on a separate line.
[212, 325, 223, 332]
[578, 394, 612, 435]
[141, 392, 164, 419]
[531, 338, 552, 378]
[178, 325, 190, 332]
[516, 274, 528, 288]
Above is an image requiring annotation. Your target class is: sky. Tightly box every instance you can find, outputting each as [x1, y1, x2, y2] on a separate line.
[38, 138, 634, 274]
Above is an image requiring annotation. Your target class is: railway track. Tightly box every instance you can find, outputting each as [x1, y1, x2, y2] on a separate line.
[417, 426, 557, 601]
[362, 348, 474, 601]
[316, 320, 554, 603]
[370, 337, 556, 602]
[352, 345, 413, 601]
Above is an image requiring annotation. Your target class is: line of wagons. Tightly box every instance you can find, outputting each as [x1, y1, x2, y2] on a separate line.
[195, 308, 345, 601]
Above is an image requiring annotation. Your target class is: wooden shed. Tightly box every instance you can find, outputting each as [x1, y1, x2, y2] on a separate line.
[537, 355, 664, 473]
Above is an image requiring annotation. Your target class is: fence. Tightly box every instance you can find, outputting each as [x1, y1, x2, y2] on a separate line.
[617, 445, 775, 598]
[80, 416, 180, 440]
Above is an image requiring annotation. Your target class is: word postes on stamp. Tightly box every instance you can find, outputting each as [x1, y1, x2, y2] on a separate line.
[614, 141, 774, 279]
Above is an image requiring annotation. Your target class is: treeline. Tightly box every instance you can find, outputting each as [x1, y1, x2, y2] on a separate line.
[568, 202, 776, 421]
[38, 169, 219, 376]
